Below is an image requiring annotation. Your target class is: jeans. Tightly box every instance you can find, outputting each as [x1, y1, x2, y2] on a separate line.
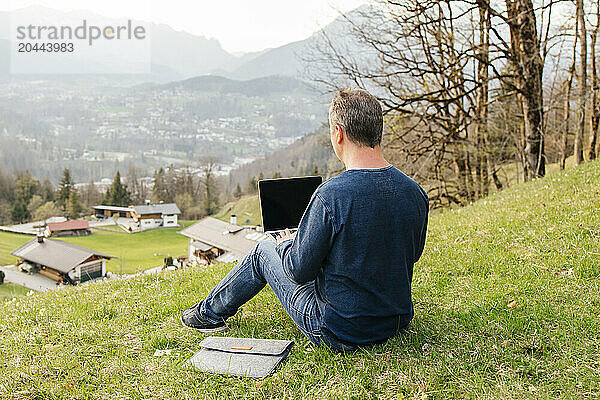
[199, 240, 357, 353]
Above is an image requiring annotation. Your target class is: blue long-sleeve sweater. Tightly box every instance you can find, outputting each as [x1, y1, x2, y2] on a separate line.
[276, 165, 429, 345]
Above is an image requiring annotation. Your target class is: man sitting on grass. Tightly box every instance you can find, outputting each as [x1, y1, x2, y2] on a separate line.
[181, 88, 429, 352]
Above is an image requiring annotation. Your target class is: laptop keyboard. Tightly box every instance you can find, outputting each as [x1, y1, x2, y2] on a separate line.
[268, 228, 298, 240]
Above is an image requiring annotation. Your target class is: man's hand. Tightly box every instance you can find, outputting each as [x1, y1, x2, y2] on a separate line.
[276, 228, 296, 244]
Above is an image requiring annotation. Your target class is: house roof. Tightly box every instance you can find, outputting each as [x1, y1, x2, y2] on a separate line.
[133, 203, 181, 215]
[191, 241, 214, 252]
[47, 220, 89, 232]
[92, 205, 133, 212]
[179, 217, 268, 258]
[11, 238, 114, 274]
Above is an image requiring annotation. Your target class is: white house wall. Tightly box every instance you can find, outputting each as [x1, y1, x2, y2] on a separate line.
[163, 214, 178, 226]
[141, 219, 162, 230]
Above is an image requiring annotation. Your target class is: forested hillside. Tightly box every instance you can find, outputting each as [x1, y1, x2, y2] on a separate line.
[225, 126, 342, 197]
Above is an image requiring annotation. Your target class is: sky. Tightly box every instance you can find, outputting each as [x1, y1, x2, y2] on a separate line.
[1, 0, 367, 54]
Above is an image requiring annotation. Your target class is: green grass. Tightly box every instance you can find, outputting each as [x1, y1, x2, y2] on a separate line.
[0, 222, 195, 275]
[214, 194, 261, 226]
[0, 231, 32, 266]
[0, 161, 599, 398]
[493, 155, 578, 193]
[0, 232, 33, 265]
[0, 283, 29, 301]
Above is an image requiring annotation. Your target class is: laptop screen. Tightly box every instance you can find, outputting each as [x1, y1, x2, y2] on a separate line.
[259, 176, 323, 231]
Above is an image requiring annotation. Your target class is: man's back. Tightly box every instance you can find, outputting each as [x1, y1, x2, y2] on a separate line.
[278, 165, 429, 345]
[183, 88, 429, 352]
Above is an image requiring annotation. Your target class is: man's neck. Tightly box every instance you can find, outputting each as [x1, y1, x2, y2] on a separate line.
[342, 145, 390, 170]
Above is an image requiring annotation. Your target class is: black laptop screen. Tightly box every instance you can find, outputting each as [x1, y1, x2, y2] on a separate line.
[259, 176, 323, 231]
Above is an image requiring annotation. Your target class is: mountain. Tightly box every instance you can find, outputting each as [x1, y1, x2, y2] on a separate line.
[161, 74, 318, 96]
[227, 40, 308, 80]
[0, 5, 236, 82]
[225, 5, 372, 81]
[0, 40, 9, 83]
[0, 4, 370, 83]
[149, 23, 235, 79]
[209, 48, 270, 76]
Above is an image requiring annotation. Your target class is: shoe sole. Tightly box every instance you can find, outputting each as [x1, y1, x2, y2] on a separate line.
[180, 314, 229, 334]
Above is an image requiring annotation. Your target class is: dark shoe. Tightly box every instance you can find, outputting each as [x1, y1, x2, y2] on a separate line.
[181, 301, 228, 333]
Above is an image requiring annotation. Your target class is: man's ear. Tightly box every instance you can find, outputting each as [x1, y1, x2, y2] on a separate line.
[335, 124, 344, 144]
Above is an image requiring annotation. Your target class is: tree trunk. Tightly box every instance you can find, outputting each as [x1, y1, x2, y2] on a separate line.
[589, 0, 600, 160]
[561, 17, 578, 170]
[575, 0, 587, 165]
[452, 149, 472, 204]
[506, 0, 546, 179]
[475, 0, 491, 196]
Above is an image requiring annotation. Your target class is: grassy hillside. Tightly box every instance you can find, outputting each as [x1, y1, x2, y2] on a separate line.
[227, 127, 338, 195]
[0, 283, 29, 301]
[0, 221, 195, 274]
[1, 161, 599, 398]
[214, 194, 261, 226]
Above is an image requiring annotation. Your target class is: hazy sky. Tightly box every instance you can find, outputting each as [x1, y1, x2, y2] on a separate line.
[1, 0, 367, 53]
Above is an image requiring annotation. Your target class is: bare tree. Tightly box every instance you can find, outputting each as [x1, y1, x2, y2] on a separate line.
[304, 0, 553, 207]
[126, 165, 148, 204]
[574, 0, 587, 164]
[197, 156, 220, 216]
[589, 0, 600, 160]
[505, 0, 546, 178]
[561, 14, 578, 169]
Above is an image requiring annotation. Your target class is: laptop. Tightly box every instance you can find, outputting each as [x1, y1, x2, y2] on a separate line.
[258, 176, 323, 240]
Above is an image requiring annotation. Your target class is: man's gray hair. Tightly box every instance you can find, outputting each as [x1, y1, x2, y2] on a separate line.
[329, 88, 383, 148]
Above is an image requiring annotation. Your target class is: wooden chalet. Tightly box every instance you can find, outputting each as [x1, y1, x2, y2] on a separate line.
[45, 220, 91, 237]
[131, 203, 181, 229]
[11, 237, 114, 284]
[92, 205, 134, 218]
[179, 217, 268, 264]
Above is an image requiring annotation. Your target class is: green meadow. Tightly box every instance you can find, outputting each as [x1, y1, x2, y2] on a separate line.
[0, 161, 598, 398]
[0, 222, 194, 275]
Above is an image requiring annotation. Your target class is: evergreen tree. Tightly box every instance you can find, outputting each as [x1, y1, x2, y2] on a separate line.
[0, 169, 15, 205]
[11, 199, 28, 223]
[247, 176, 257, 194]
[67, 190, 84, 219]
[57, 168, 74, 208]
[103, 171, 131, 206]
[41, 179, 55, 203]
[233, 183, 243, 199]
